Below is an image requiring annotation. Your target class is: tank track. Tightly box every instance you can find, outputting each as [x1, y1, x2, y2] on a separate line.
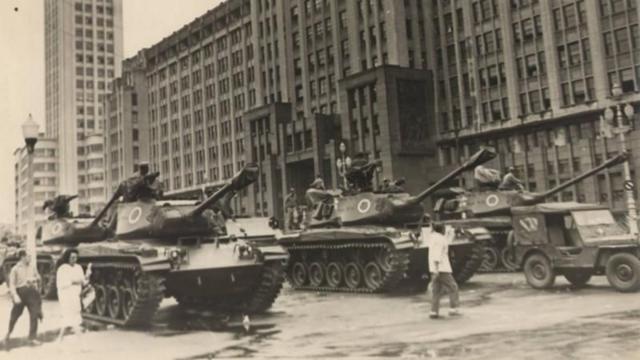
[244, 261, 285, 313]
[174, 261, 285, 314]
[285, 241, 410, 293]
[82, 262, 165, 328]
[451, 241, 486, 285]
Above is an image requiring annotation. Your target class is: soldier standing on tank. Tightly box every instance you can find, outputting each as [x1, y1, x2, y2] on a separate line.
[424, 222, 460, 319]
[284, 188, 298, 231]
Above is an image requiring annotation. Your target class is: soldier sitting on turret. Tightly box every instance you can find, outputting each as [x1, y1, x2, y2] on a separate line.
[306, 175, 334, 221]
[43, 195, 77, 220]
[118, 161, 163, 202]
[499, 167, 525, 191]
[345, 153, 380, 194]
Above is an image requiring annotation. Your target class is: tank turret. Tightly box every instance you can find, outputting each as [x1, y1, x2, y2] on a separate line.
[40, 195, 111, 246]
[436, 151, 629, 218]
[306, 148, 497, 228]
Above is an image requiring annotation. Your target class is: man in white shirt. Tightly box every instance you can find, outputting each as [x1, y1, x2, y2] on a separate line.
[423, 222, 460, 319]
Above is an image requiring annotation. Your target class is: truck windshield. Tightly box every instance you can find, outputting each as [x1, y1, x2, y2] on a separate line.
[572, 210, 615, 226]
[572, 210, 628, 241]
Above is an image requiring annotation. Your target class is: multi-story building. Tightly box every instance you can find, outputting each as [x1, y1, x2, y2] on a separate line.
[14, 137, 58, 237]
[44, 0, 123, 215]
[141, 0, 441, 218]
[431, 0, 640, 213]
[104, 53, 149, 194]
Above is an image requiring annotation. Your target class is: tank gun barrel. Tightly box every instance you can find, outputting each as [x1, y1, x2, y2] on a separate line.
[408, 148, 497, 205]
[532, 151, 629, 202]
[189, 163, 259, 217]
[89, 189, 121, 228]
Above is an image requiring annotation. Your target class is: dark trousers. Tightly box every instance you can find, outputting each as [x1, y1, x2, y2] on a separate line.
[8, 287, 42, 340]
[430, 272, 459, 314]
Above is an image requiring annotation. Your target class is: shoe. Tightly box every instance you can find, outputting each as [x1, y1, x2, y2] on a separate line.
[429, 312, 440, 319]
[448, 309, 462, 317]
[28, 339, 41, 346]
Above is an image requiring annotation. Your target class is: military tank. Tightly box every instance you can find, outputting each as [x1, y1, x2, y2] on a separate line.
[76, 164, 288, 327]
[433, 151, 630, 272]
[279, 148, 496, 293]
[1, 195, 110, 298]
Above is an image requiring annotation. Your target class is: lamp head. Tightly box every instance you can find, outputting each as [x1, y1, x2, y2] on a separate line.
[611, 83, 623, 98]
[21, 114, 39, 154]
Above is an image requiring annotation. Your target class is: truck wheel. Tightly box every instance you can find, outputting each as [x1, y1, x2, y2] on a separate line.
[605, 253, 640, 292]
[564, 271, 591, 288]
[524, 254, 555, 289]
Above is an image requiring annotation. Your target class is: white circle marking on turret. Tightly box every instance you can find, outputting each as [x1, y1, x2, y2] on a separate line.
[357, 199, 372, 213]
[485, 194, 500, 207]
[128, 206, 143, 224]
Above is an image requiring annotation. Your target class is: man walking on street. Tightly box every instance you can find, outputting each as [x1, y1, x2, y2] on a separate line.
[4, 250, 43, 345]
[425, 223, 460, 319]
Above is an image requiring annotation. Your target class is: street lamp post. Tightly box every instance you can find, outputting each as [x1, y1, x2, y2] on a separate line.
[605, 83, 638, 235]
[336, 142, 351, 189]
[22, 114, 39, 273]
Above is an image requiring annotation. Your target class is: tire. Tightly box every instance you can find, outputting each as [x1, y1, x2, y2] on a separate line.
[605, 253, 640, 293]
[563, 271, 592, 288]
[524, 253, 556, 289]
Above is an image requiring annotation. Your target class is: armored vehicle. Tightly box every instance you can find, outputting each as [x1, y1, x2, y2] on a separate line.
[433, 152, 630, 272]
[76, 164, 288, 327]
[279, 149, 496, 293]
[1, 195, 110, 298]
[510, 202, 640, 292]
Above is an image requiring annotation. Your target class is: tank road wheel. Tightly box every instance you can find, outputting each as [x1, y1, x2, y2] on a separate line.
[344, 262, 362, 290]
[605, 253, 640, 293]
[363, 262, 384, 291]
[480, 247, 499, 271]
[524, 254, 556, 289]
[93, 283, 108, 316]
[308, 262, 325, 287]
[120, 279, 136, 319]
[290, 262, 308, 287]
[375, 247, 394, 272]
[107, 285, 122, 319]
[501, 248, 520, 272]
[325, 262, 343, 289]
[564, 271, 592, 288]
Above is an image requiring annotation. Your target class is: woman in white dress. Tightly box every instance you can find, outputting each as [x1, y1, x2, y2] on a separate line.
[56, 249, 91, 342]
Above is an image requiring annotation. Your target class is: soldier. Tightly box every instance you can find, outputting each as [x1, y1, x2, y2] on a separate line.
[499, 166, 525, 191]
[284, 188, 298, 231]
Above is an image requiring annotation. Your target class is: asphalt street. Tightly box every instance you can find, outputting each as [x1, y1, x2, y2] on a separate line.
[1, 273, 639, 359]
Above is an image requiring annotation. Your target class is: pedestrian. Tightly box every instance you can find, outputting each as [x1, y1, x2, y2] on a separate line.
[284, 188, 298, 230]
[425, 223, 460, 319]
[4, 249, 43, 346]
[56, 249, 92, 342]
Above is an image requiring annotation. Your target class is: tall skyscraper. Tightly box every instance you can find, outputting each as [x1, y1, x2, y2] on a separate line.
[44, 0, 123, 215]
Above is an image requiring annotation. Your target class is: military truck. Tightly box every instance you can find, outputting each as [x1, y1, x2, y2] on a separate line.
[76, 164, 288, 327]
[510, 202, 640, 292]
[279, 148, 496, 293]
[433, 152, 630, 271]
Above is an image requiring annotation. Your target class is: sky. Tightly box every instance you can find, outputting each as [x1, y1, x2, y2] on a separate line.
[0, 0, 223, 225]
